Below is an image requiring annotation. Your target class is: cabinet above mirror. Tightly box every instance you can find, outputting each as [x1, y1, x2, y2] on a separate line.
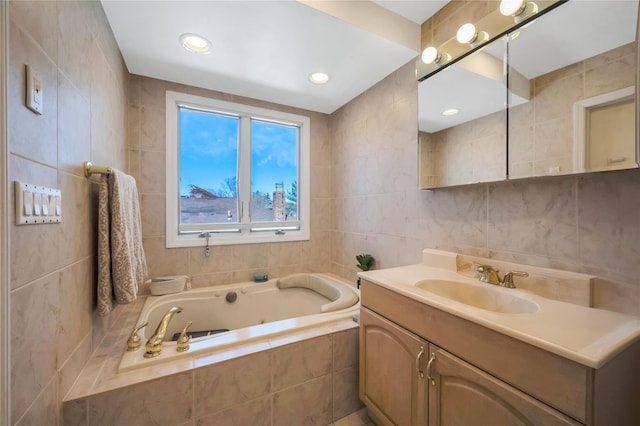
[418, 0, 639, 190]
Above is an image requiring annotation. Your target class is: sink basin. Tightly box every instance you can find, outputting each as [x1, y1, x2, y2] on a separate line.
[415, 280, 540, 314]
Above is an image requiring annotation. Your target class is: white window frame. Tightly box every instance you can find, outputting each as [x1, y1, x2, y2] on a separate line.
[166, 91, 310, 247]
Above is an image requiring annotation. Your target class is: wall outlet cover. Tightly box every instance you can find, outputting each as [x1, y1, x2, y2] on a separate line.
[25, 64, 43, 115]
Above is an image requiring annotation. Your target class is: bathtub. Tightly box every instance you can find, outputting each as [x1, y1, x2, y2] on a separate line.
[118, 273, 360, 372]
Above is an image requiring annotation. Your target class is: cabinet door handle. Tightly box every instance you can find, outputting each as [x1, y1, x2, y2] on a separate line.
[426, 352, 436, 385]
[415, 346, 425, 378]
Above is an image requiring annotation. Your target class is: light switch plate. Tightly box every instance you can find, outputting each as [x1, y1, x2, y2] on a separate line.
[14, 181, 61, 225]
[25, 64, 43, 115]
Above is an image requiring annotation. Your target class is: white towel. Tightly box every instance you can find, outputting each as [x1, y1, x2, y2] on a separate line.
[97, 169, 148, 316]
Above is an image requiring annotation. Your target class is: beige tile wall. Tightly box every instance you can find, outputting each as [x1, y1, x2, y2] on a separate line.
[128, 76, 334, 288]
[331, 59, 640, 316]
[63, 328, 361, 426]
[8, 1, 128, 424]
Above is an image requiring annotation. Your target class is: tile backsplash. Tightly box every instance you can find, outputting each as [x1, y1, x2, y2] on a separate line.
[331, 61, 640, 317]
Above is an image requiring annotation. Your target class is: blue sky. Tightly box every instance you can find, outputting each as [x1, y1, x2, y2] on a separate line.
[179, 108, 298, 197]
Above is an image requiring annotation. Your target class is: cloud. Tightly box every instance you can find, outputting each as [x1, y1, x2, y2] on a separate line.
[257, 154, 272, 167]
[251, 122, 297, 167]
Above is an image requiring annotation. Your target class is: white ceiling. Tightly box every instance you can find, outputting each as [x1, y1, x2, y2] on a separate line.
[372, 0, 448, 24]
[101, 0, 446, 114]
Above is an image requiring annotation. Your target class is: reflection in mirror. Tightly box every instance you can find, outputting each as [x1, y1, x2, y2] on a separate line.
[418, 36, 509, 188]
[507, 0, 638, 178]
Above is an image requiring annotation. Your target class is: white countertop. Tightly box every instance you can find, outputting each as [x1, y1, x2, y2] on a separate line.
[359, 263, 640, 369]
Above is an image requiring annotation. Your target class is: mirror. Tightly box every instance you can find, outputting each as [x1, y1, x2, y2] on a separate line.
[418, 1, 639, 189]
[418, 36, 509, 188]
[507, 0, 638, 178]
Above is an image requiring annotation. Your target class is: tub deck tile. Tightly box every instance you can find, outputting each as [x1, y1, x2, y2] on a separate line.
[193, 341, 272, 369]
[63, 277, 363, 426]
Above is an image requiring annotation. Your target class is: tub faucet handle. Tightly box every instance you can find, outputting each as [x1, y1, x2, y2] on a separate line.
[177, 321, 193, 353]
[127, 321, 149, 352]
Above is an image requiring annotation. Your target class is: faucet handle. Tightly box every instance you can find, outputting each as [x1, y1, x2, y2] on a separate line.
[127, 321, 149, 352]
[176, 321, 193, 353]
[501, 271, 529, 288]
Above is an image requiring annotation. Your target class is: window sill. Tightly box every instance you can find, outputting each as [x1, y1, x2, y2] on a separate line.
[165, 229, 310, 248]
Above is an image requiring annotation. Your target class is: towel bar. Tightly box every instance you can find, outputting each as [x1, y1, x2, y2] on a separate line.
[83, 161, 112, 178]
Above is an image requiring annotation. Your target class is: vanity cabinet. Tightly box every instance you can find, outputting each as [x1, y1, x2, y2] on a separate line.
[428, 342, 578, 426]
[359, 308, 427, 425]
[360, 308, 578, 426]
[359, 279, 640, 426]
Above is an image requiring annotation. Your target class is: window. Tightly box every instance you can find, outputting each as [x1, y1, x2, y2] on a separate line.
[166, 91, 310, 247]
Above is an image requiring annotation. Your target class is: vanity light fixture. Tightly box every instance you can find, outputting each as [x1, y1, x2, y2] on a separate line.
[179, 33, 212, 54]
[500, 0, 539, 23]
[456, 23, 489, 47]
[417, 0, 550, 81]
[421, 46, 451, 65]
[309, 72, 330, 84]
[442, 108, 459, 116]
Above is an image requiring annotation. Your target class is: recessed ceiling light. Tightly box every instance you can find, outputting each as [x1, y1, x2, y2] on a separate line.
[179, 33, 211, 54]
[442, 108, 459, 116]
[309, 72, 330, 84]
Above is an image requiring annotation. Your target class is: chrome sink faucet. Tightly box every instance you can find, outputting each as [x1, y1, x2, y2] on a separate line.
[475, 265, 529, 288]
[144, 306, 183, 358]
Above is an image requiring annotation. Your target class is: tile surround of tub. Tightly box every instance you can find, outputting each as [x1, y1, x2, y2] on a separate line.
[8, 0, 129, 423]
[62, 294, 362, 425]
[195, 350, 272, 417]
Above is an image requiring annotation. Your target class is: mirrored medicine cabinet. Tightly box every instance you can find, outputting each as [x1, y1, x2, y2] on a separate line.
[418, 0, 639, 189]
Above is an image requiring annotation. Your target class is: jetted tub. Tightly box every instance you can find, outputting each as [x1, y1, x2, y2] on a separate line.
[119, 273, 360, 372]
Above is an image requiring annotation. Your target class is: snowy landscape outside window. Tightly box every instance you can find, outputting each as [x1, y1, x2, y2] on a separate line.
[166, 91, 310, 247]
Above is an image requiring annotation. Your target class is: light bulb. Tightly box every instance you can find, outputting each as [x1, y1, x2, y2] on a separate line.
[421, 47, 439, 64]
[442, 108, 459, 116]
[500, 0, 526, 16]
[456, 23, 478, 44]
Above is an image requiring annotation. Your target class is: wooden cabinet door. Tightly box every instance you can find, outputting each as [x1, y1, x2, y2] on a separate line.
[360, 308, 428, 426]
[428, 346, 581, 426]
